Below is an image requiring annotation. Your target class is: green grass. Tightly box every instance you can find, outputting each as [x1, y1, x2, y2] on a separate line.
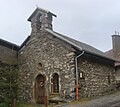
[17, 104, 44, 107]
[17, 103, 56, 107]
[68, 97, 91, 104]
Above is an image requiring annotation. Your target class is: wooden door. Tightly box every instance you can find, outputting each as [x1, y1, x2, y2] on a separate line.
[35, 74, 45, 104]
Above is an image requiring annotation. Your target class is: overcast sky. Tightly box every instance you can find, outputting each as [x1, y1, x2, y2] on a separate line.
[0, 0, 120, 52]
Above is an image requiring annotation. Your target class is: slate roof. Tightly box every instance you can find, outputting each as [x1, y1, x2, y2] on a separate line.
[105, 49, 113, 58]
[46, 29, 118, 62]
[105, 49, 120, 66]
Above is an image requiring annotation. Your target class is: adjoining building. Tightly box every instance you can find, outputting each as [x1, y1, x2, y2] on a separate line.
[106, 34, 120, 88]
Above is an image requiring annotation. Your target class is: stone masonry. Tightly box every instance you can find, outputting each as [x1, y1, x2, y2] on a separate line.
[18, 30, 76, 102]
[78, 57, 116, 98]
[0, 45, 18, 64]
[18, 30, 116, 102]
[17, 8, 117, 103]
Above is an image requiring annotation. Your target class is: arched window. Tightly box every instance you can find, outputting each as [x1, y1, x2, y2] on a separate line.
[51, 73, 59, 93]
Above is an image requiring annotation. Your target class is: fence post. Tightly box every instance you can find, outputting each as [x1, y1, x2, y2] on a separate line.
[13, 98, 16, 107]
[44, 96, 48, 107]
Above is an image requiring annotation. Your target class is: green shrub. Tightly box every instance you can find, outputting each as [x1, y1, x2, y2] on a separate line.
[0, 64, 19, 107]
[0, 102, 7, 107]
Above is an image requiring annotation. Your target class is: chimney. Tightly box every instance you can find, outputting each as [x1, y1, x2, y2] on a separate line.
[28, 7, 57, 32]
[112, 34, 120, 58]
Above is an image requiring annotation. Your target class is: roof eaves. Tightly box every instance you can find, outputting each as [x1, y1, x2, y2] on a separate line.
[84, 49, 119, 62]
[0, 38, 19, 50]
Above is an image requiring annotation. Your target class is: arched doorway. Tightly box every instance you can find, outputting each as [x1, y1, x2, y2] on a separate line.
[51, 73, 59, 93]
[35, 74, 45, 104]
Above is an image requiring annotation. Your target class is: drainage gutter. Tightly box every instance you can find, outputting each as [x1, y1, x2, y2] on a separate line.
[75, 51, 84, 100]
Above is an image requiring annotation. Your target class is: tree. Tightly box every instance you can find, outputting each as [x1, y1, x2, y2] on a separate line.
[0, 63, 18, 107]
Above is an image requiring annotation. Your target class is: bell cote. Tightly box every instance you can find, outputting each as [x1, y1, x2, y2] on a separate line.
[28, 7, 57, 32]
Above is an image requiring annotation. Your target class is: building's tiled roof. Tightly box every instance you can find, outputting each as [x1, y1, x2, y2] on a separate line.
[105, 49, 113, 58]
[46, 29, 118, 62]
[105, 49, 120, 66]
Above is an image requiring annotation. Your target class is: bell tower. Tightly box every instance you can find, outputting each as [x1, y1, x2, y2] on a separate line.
[28, 7, 57, 32]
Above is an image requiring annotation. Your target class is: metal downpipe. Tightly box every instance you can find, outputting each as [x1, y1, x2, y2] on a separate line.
[75, 51, 84, 100]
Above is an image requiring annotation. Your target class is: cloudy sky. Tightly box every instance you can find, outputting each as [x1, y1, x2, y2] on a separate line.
[0, 0, 120, 52]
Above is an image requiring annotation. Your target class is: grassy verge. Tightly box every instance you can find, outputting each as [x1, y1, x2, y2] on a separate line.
[17, 103, 57, 107]
[68, 97, 91, 104]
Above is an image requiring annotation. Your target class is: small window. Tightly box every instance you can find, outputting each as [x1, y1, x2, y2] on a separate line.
[38, 63, 43, 69]
[108, 76, 111, 84]
[38, 63, 42, 67]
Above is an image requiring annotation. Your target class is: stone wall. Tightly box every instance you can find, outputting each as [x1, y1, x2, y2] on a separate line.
[115, 66, 120, 81]
[18, 30, 76, 102]
[18, 30, 116, 102]
[78, 57, 116, 98]
[0, 45, 18, 64]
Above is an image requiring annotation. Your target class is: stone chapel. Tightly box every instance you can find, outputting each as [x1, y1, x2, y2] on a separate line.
[0, 8, 119, 104]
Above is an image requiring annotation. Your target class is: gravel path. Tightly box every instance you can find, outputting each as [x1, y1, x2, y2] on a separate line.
[62, 91, 120, 107]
